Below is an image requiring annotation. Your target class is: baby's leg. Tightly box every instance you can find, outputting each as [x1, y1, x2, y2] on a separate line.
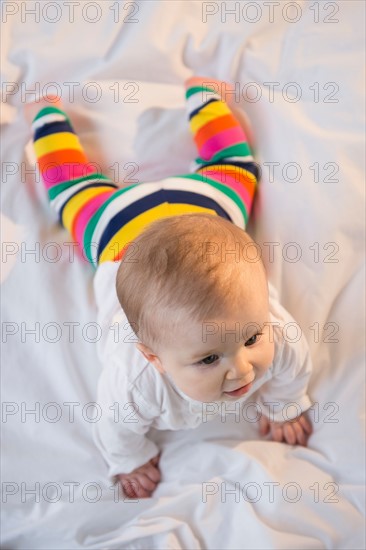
[183, 77, 259, 227]
[185, 76, 256, 150]
[26, 82, 258, 269]
[30, 97, 218, 268]
[27, 97, 138, 267]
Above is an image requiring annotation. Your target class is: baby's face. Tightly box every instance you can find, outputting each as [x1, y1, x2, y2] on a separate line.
[138, 267, 275, 403]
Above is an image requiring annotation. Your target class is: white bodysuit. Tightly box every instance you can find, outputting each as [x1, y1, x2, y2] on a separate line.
[92, 261, 313, 482]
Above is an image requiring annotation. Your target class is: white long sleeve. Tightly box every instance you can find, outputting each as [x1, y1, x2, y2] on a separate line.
[256, 284, 314, 422]
[92, 355, 161, 483]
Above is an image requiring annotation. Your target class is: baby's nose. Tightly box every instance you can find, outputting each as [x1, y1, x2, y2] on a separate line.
[227, 350, 253, 379]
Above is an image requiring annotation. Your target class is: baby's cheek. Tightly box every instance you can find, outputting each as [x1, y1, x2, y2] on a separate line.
[178, 370, 220, 401]
[254, 339, 274, 377]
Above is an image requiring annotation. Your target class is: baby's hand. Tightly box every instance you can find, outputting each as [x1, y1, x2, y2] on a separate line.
[118, 453, 161, 499]
[259, 412, 313, 446]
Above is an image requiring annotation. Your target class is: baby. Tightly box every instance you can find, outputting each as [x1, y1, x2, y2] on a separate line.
[25, 76, 313, 499]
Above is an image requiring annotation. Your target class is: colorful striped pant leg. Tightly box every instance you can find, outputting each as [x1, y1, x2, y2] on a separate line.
[31, 105, 120, 265]
[31, 83, 258, 268]
[183, 83, 259, 228]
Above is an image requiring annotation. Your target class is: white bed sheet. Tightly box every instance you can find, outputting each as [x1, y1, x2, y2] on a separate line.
[1, 1, 365, 548]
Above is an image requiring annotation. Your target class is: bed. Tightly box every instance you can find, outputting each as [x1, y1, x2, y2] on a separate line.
[1, 1, 365, 548]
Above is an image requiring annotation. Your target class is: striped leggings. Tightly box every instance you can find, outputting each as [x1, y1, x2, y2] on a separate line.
[30, 82, 259, 268]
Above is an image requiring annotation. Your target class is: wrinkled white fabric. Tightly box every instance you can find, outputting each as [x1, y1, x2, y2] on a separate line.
[2, 0, 365, 548]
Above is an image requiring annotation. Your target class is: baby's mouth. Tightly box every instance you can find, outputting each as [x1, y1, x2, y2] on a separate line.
[224, 379, 254, 397]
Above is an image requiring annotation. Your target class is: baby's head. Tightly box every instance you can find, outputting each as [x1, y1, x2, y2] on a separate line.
[116, 214, 274, 403]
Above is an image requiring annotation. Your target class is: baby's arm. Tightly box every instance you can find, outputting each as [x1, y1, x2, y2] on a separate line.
[92, 357, 162, 497]
[256, 328, 314, 446]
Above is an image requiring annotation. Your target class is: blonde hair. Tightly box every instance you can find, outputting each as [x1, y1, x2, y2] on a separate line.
[115, 213, 265, 352]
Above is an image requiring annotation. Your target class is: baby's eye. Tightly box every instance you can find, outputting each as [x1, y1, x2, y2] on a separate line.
[245, 332, 263, 347]
[197, 354, 219, 366]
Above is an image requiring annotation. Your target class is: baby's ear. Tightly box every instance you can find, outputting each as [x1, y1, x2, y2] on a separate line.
[135, 343, 165, 374]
